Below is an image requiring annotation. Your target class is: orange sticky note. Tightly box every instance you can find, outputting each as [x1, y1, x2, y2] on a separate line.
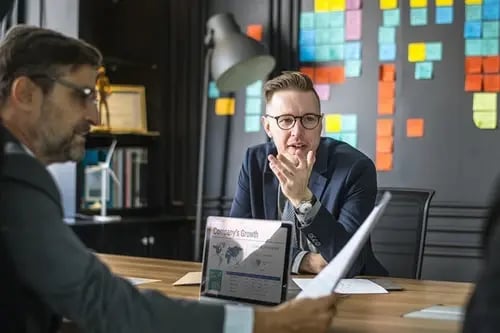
[465, 74, 483, 92]
[483, 56, 500, 74]
[484, 75, 500, 92]
[378, 99, 395, 115]
[376, 136, 394, 153]
[330, 66, 345, 84]
[300, 67, 315, 80]
[377, 118, 394, 136]
[465, 57, 483, 74]
[407, 118, 424, 138]
[376, 153, 393, 171]
[380, 64, 396, 82]
[315, 67, 330, 84]
[247, 24, 263, 41]
[215, 98, 235, 116]
[378, 81, 395, 100]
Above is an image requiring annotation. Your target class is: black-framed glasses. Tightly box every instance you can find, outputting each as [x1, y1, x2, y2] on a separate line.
[264, 113, 323, 130]
[30, 74, 97, 105]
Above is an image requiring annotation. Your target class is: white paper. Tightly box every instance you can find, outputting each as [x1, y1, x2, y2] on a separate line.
[125, 276, 161, 286]
[173, 272, 202, 286]
[297, 192, 391, 299]
[404, 306, 464, 321]
[293, 278, 388, 294]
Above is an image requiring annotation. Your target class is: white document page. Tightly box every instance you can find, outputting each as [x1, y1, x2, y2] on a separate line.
[293, 278, 388, 294]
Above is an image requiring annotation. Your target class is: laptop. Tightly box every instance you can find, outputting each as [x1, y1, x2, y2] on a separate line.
[199, 216, 294, 306]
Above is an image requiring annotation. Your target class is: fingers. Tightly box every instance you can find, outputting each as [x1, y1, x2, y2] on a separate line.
[306, 150, 315, 169]
[269, 155, 294, 179]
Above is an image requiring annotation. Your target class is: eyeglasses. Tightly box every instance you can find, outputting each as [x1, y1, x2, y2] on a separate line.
[264, 113, 323, 130]
[30, 74, 97, 105]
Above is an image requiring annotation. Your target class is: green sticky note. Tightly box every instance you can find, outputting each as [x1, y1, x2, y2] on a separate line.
[340, 132, 358, 148]
[473, 92, 497, 111]
[465, 39, 483, 56]
[208, 81, 220, 99]
[330, 11, 345, 27]
[245, 115, 261, 132]
[483, 21, 500, 38]
[330, 27, 345, 43]
[482, 38, 499, 55]
[410, 8, 428, 26]
[383, 9, 400, 27]
[315, 12, 331, 28]
[426, 42, 442, 61]
[473, 111, 497, 129]
[378, 27, 396, 44]
[465, 5, 482, 21]
[315, 29, 331, 45]
[415, 62, 433, 80]
[246, 80, 263, 97]
[245, 97, 262, 115]
[315, 45, 330, 61]
[300, 12, 315, 29]
[341, 114, 358, 131]
[329, 44, 345, 61]
[325, 132, 342, 140]
[344, 60, 362, 77]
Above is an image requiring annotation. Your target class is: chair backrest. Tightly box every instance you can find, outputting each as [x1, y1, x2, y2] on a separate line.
[372, 187, 435, 279]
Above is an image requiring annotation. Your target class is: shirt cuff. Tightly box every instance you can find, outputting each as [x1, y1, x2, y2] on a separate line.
[224, 304, 254, 333]
[295, 199, 321, 228]
[292, 250, 310, 274]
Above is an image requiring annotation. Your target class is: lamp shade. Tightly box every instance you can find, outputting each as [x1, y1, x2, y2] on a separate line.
[207, 13, 275, 92]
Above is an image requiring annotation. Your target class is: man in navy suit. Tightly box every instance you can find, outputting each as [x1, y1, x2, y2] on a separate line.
[230, 71, 387, 276]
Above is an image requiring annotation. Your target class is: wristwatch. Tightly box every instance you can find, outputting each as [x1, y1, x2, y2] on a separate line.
[295, 196, 317, 215]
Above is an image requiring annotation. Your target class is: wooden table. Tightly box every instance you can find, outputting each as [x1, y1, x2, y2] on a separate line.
[98, 254, 474, 333]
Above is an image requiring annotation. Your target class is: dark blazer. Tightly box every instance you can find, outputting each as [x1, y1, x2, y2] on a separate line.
[230, 137, 387, 276]
[0, 127, 225, 333]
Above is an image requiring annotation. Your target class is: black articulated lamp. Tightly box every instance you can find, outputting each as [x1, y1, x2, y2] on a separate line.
[194, 13, 275, 260]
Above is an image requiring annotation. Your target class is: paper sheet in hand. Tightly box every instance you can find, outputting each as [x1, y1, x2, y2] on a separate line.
[293, 278, 388, 294]
[125, 277, 161, 286]
[173, 272, 202, 286]
[297, 192, 391, 299]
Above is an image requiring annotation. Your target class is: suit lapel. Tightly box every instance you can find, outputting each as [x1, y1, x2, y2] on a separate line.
[263, 172, 279, 219]
[310, 139, 329, 200]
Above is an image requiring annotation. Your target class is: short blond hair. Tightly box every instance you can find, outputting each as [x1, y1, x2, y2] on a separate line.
[263, 71, 320, 106]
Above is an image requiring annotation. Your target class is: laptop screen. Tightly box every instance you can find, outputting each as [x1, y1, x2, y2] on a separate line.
[200, 217, 293, 306]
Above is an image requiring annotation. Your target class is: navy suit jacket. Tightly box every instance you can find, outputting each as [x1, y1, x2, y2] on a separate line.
[230, 137, 387, 276]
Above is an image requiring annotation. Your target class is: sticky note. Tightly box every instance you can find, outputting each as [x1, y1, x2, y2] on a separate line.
[377, 119, 394, 136]
[408, 43, 426, 62]
[466, 39, 483, 56]
[341, 114, 358, 131]
[347, 0, 362, 9]
[379, 43, 397, 61]
[300, 46, 315, 62]
[465, 0, 483, 4]
[436, 6, 454, 24]
[376, 136, 394, 153]
[483, 21, 500, 38]
[247, 24, 263, 41]
[245, 115, 261, 132]
[473, 92, 497, 110]
[325, 114, 342, 132]
[329, 28, 346, 44]
[300, 67, 315, 80]
[314, 84, 331, 100]
[345, 60, 362, 77]
[378, 99, 395, 115]
[407, 118, 425, 137]
[344, 41, 362, 60]
[383, 9, 400, 27]
[215, 98, 235, 116]
[340, 132, 358, 147]
[436, 0, 454, 6]
[483, 4, 500, 20]
[246, 80, 263, 97]
[315, 12, 332, 28]
[331, 66, 346, 83]
[465, 74, 483, 91]
[330, 44, 345, 61]
[426, 42, 442, 61]
[483, 56, 500, 73]
[466, 56, 483, 73]
[346, 10, 362, 40]
[379, 81, 396, 99]
[410, 8, 428, 26]
[315, 0, 330, 12]
[315, 45, 331, 62]
[466, 5, 482, 21]
[325, 132, 342, 140]
[208, 81, 220, 98]
[415, 62, 433, 80]
[380, 0, 398, 9]
[330, 0, 346, 11]
[315, 29, 331, 45]
[245, 97, 262, 115]
[300, 30, 315, 46]
[410, 0, 427, 7]
[300, 12, 315, 29]
[376, 153, 393, 171]
[473, 110, 497, 129]
[331, 11, 345, 27]
[482, 38, 499, 55]
[315, 67, 331, 83]
[379, 27, 396, 44]
[484, 74, 500, 91]
[464, 22, 482, 38]
[380, 64, 396, 81]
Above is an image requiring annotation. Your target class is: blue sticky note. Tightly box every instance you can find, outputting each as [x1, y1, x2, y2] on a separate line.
[379, 43, 397, 61]
[300, 46, 315, 62]
[483, 21, 500, 38]
[426, 42, 442, 61]
[315, 12, 331, 28]
[436, 7, 453, 24]
[330, 11, 345, 27]
[464, 21, 482, 38]
[482, 38, 500, 55]
[340, 132, 357, 148]
[345, 60, 362, 77]
[300, 12, 315, 29]
[484, 4, 500, 20]
[383, 9, 400, 27]
[208, 81, 220, 99]
[466, 5, 482, 21]
[465, 39, 482, 56]
[378, 27, 396, 44]
[315, 29, 331, 45]
[299, 29, 315, 46]
[325, 132, 342, 140]
[245, 97, 262, 115]
[245, 115, 261, 133]
[329, 27, 345, 43]
[410, 8, 428, 26]
[415, 62, 433, 80]
[485, 0, 500, 3]
[341, 114, 358, 131]
[344, 41, 362, 60]
[246, 80, 262, 97]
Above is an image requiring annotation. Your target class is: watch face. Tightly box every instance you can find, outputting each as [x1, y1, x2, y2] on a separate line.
[299, 202, 312, 214]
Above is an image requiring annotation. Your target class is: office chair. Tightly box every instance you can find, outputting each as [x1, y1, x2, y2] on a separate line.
[372, 188, 435, 279]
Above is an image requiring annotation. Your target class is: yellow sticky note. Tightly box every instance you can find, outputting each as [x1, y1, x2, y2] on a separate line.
[330, 0, 346, 10]
[473, 110, 497, 129]
[436, 0, 453, 6]
[315, 0, 330, 12]
[465, 0, 482, 4]
[408, 43, 426, 62]
[325, 114, 342, 132]
[410, 0, 427, 7]
[473, 93, 497, 111]
[215, 98, 235, 116]
[380, 0, 398, 9]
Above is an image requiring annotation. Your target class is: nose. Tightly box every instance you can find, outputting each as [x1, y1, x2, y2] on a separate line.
[290, 118, 305, 136]
[86, 102, 99, 126]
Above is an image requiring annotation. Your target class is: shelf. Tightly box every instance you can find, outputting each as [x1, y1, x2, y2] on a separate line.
[85, 131, 160, 148]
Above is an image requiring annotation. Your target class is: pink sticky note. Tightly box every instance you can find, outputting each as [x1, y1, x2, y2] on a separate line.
[346, 0, 361, 9]
[345, 10, 362, 40]
[314, 84, 330, 101]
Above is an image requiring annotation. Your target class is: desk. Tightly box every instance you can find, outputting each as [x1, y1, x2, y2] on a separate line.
[98, 254, 474, 333]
